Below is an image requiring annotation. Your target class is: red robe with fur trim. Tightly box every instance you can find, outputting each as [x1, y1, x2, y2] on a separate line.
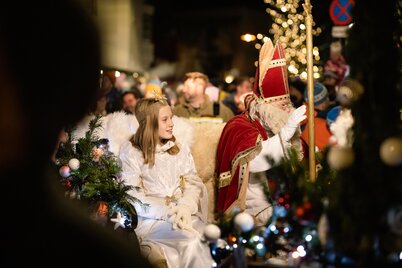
[215, 113, 268, 212]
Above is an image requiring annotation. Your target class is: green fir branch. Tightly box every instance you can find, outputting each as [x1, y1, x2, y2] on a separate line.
[266, 146, 336, 211]
[87, 114, 103, 141]
[54, 114, 146, 229]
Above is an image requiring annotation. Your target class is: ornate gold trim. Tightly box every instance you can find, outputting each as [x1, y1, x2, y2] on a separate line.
[218, 171, 231, 188]
[218, 134, 264, 188]
[260, 94, 290, 104]
[179, 175, 186, 192]
[165, 195, 177, 206]
[268, 58, 286, 68]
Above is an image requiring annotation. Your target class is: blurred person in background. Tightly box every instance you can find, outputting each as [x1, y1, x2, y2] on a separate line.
[122, 86, 143, 114]
[288, 77, 306, 108]
[174, 72, 234, 122]
[0, 1, 151, 266]
[322, 70, 339, 103]
[300, 81, 333, 152]
[103, 71, 123, 114]
[222, 76, 253, 115]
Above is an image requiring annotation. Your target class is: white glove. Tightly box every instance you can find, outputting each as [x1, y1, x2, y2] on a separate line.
[167, 205, 192, 230]
[280, 105, 307, 141]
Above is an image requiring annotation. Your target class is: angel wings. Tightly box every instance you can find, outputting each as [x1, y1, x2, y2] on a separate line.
[72, 111, 196, 157]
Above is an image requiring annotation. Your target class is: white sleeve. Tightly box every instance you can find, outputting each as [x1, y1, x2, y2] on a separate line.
[245, 172, 273, 226]
[119, 142, 170, 220]
[177, 144, 208, 219]
[249, 134, 288, 173]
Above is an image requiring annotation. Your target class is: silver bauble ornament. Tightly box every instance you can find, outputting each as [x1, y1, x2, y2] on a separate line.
[59, 165, 71, 178]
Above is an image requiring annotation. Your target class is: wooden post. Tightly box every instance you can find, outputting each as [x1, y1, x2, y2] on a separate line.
[303, 0, 316, 181]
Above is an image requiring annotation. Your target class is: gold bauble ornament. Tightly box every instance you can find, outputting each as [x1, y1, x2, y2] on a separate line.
[380, 137, 402, 166]
[337, 79, 364, 106]
[327, 146, 354, 170]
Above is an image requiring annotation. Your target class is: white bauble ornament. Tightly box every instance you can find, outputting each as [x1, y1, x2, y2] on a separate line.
[59, 165, 71, 178]
[68, 158, 80, 170]
[327, 146, 354, 170]
[204, 224, 221, 241]
[234, 212, 254, 233]
[379, 137, 402, 166]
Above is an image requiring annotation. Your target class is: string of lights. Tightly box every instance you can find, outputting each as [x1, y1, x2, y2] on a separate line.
[241, 0, 323, 80]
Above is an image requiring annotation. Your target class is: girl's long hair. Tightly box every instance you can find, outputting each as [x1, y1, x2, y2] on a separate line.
[130, 98, 179, 166]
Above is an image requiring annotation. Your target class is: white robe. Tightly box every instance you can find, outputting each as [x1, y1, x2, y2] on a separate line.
[246, 135, 289, 225]
[119, 140, 213, 268]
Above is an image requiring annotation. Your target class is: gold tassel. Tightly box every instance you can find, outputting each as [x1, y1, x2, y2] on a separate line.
[179, 175, 186, 192]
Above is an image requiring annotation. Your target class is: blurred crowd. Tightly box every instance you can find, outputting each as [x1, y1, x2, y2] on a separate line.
[94, 68, 347, 153]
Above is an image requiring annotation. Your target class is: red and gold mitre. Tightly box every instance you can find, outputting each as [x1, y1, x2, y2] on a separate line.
[253, 39, 290, 103]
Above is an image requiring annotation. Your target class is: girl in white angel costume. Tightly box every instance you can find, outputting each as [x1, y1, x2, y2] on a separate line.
[119, 97, 213, 268]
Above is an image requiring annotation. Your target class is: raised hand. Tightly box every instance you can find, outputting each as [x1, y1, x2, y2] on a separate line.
[280, 105, 307, 141]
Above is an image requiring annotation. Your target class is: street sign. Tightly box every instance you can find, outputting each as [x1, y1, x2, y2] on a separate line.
[332, 26, 348, 38]
[330, 0, 354, 26]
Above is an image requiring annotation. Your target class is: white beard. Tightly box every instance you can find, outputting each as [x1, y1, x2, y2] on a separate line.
[250, 102, 304, 160]
[259, 103, 292, 135]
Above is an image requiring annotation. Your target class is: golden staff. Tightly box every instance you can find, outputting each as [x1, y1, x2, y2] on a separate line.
[303, 0, 316, 181]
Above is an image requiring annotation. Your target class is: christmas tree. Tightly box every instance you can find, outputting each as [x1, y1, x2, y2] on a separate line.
[210, 147, 334, 267]
[264, 0, 323, 79]
[55, 115, 148, 232]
